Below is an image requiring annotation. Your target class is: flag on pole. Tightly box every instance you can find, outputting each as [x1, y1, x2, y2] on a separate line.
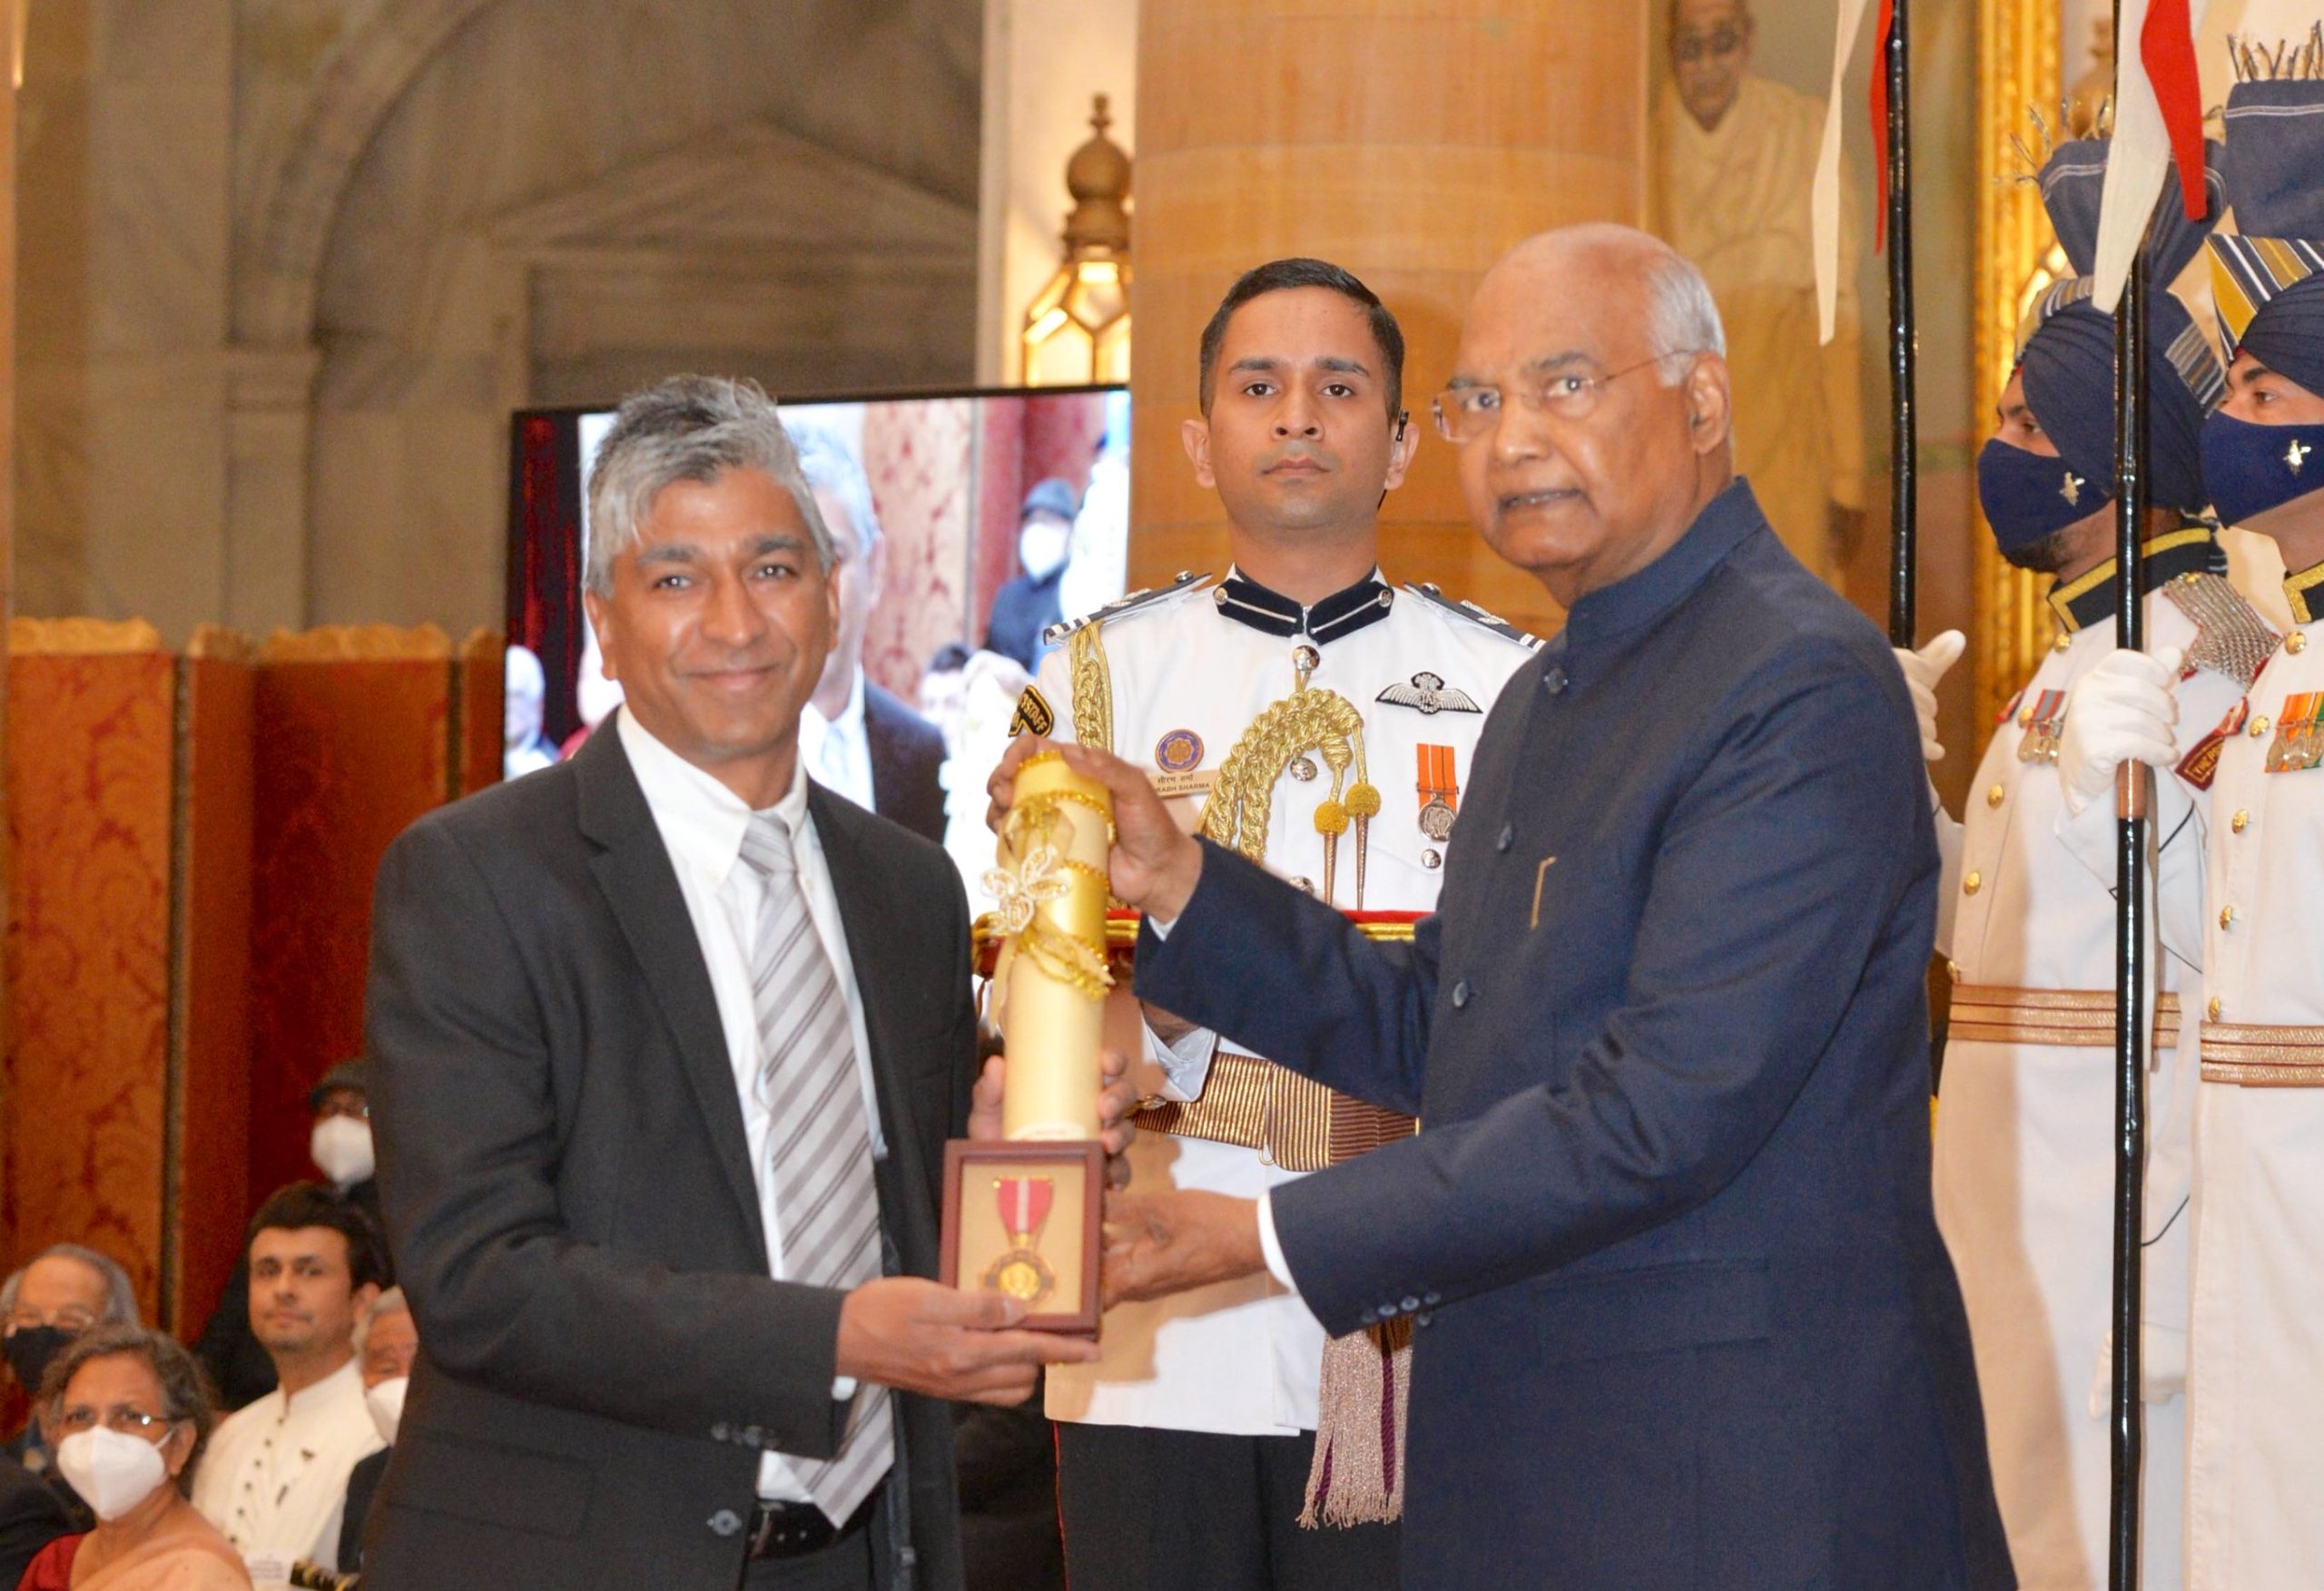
[2092, 0, 2215, 311]
[1811, 0, 1876, 344]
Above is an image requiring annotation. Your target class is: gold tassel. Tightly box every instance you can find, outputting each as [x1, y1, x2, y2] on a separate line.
[1298, 1318, 1412, 1529]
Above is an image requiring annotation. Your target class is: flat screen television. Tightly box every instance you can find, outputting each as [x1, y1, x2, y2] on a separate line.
[504, 382, 1129, 900]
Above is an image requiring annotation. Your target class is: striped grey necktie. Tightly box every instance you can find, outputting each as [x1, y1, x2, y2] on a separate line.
[738, 810, 891, 1525]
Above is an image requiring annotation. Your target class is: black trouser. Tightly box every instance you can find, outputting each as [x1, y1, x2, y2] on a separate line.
[1057, 1422, 1402, 1591]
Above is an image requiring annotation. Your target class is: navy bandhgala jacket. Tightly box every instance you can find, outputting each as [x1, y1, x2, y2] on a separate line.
[1138, 480, 2014, 1590]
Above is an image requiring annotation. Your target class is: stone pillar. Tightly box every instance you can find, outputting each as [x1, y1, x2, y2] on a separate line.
[1129, 1, 1648, 633]
[224, 343, 322, 633]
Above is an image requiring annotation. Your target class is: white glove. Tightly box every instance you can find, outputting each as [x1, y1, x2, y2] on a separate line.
[2088, 1324, 2189, 1414]
[1894, 630, 1966, 763]
[2056, 646, 2185, 816]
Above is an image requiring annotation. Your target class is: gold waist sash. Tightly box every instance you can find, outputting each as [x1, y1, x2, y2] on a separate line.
[2200, 1021, 2324, 1086]
[1133, 1053, 1417, 1173]
[1949, 985, 2181, 1051]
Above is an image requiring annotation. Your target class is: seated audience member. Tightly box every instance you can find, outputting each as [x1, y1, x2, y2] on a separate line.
[19, 1324, 251, 1591]
[333, 1288, 415, 1574]
[503, 644, 561, 780]
[0, 1449, 74, 1589]
[191, 1187, 385, 1576]
[918, 640, 973, 760]
[984, 477, 1079, 671]
[195, 1064, 384, 1410]
[5, 1244, 140, 1506]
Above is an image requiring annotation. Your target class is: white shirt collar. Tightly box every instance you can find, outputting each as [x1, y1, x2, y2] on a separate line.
[615, 706, 811, 888]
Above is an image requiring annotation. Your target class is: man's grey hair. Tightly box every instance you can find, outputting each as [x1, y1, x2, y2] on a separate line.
[785, 423, 883, 558]
[0, 1243, 140, 1327]
[1642, 248, 1727, 386]
[584, 376, 834, 598]
[351, 1285, 409, 1358]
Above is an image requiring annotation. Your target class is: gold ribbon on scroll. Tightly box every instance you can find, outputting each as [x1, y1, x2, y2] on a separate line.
[981, 751, 1115, 1141]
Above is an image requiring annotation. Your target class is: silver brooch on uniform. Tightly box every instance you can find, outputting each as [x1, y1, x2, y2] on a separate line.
[1376, 672, 1482, 716]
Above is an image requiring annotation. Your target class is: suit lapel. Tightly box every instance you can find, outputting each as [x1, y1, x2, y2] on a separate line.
[575, 727, 767, 1252]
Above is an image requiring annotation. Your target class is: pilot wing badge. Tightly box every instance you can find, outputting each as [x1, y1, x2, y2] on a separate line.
[1376, 671, 1482, 716]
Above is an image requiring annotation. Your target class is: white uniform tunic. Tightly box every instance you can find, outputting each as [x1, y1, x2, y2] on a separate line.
[2166, 568, 2324, 1591]
[1935, 549, 2267, 1591]
[1035, 571, 1534, 1435]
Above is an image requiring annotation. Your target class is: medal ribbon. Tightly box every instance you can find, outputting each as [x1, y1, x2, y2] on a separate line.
[995, 1176, 1054, 1245]
[1413, 745, 1459, 812]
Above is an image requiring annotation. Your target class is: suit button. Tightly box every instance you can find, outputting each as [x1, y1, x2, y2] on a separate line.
[1416, 1311, 1433, 1328]
[2290, 632, 2310, 654]
[1543, 666, 1570, 695]
[1423, 1291, 1442, 1305]
[1451, 980, 1472, 1008]
[711, 1422, 730, 1441]
[1401, 1296, 1421, 1312]
[1496, 822, 1513, 852]
[708, 1509, 743, 1537]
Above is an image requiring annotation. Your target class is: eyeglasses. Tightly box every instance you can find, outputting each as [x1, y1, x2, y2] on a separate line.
[5, 1309, 97, 1334]
[1430, 354, 1692, 444]
[54, 1405, 177, 1441]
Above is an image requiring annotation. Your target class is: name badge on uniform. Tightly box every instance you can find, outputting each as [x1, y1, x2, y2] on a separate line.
[1151, 728, 1216, 798]
[1415, 744, 1460, 841]
[2266, 692, 2324, 773]
[2017, 689, 2067, 764]
[1009, 685, 1056, 738]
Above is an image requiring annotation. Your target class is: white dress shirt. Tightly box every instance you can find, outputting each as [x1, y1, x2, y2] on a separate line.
[616, 707, 887, 1504]
[799, 669, 877, 812]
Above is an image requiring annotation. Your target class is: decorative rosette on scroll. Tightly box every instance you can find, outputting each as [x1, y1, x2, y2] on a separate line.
[983, 751, 1117, 1141]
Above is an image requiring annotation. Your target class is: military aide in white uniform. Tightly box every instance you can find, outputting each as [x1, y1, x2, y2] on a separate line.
[1895, 129, 2278, 1591]
[1018, 258, 1535, 1591]
[2055, 62, 2324, 1591]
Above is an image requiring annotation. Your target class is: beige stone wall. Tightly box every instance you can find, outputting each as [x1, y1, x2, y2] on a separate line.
[16, 0, 981, 641]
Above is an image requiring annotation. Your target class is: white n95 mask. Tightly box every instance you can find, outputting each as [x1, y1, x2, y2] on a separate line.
[364, 1375, 409, 1447]
[310, 1115, 376, 1188]
[55, 1427, 170, 1520]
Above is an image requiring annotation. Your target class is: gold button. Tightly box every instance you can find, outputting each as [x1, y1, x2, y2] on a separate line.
[2290, 633, 2310, 654]
[2208, 997, 2222, 1022]
[2252, 716, 2271, 738]
[1963, 871, 1982, 896]
[2053, 633, 2073, 653]
[2018, 709, 2035, 729]
[1986, 783, 2005, 808]
[1946, 960, 1961, 982]
[2232, 809, 2250, 833]
[2221, 905, 2236, 930]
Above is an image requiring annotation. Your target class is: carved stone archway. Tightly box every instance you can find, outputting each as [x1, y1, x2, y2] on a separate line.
[224, 0, 507, 629]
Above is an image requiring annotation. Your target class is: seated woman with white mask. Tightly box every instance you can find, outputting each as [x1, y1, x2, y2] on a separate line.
[20, 1328, 251, 1591]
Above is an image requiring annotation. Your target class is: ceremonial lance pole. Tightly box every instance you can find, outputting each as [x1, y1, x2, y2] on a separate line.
[1884, 0, 1917, 649]
[2105, 5, 2152, 1584]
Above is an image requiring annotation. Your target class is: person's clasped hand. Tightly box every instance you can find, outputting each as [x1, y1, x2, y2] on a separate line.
[2055, 645, 2186, 816]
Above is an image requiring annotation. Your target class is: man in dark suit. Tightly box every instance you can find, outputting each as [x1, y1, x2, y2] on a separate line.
[789, 422, 948, 844]
[997, 227, 2012, 1588]
[364, 376, 1118, 1590]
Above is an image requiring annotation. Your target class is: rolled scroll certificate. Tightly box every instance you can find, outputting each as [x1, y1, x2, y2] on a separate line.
[987, 751, 1115, 1139]
[938, 750, 1112, 1334]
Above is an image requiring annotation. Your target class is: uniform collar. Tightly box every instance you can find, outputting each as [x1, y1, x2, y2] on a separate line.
[1211, 565, 1394, 643]
[1561, 476, 1766, 651]
[2045, 525, 2223, 633]
[2287, 556, 2324, 626]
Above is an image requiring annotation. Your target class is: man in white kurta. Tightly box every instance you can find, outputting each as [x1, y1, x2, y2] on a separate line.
[1026, 259, 1535, 1591]
[192, 1190, 385, 1581]
[1654, 0, 1866, 585]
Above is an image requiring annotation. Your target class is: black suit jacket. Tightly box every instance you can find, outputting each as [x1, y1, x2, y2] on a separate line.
[0, 1451, 72, 1589]
[1138, 484, 2009, 1589]
[863, 683, 948, 845]
[338, 1446, 389, 1572]
[363, 721, 977, 1590]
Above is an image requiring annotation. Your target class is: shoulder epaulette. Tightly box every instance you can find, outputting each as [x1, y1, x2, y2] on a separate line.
[1399, 583, 1544, 652]
[2163, 569, 2280, 691]
[1042, 571, 1215, 647]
